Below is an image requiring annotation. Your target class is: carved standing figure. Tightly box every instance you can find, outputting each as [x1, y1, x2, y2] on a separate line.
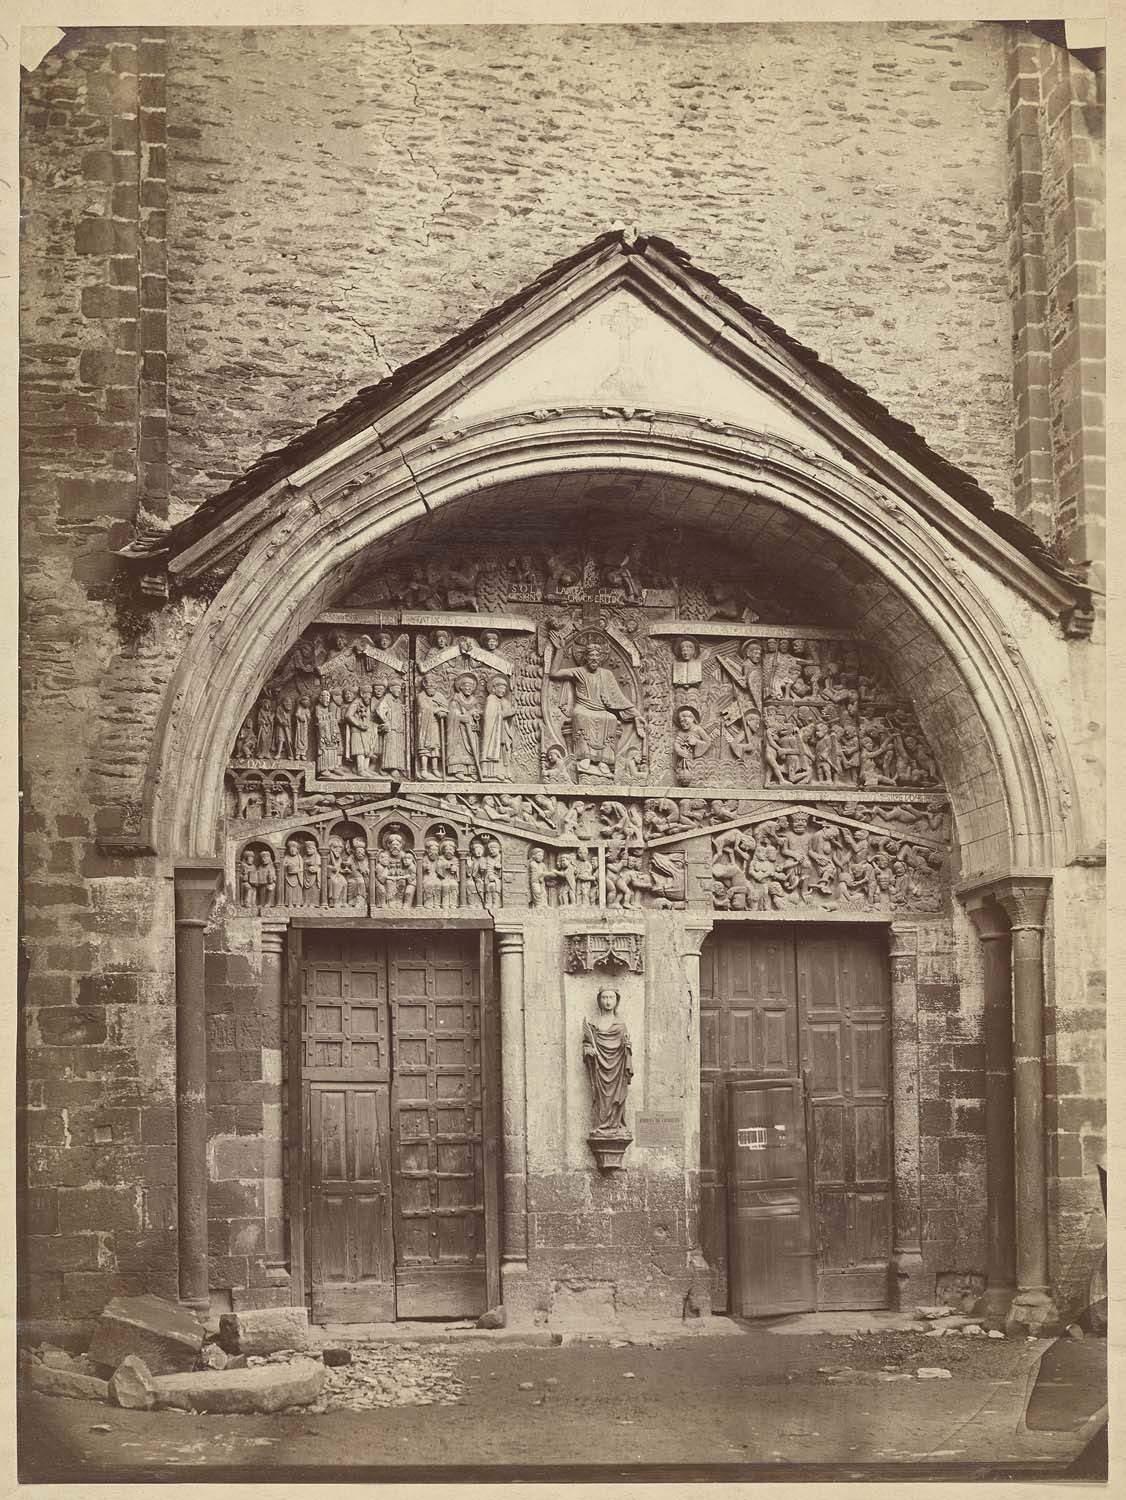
[255, 695, 275, 759]
[372, 678, 405, 777]
[238, 849, 257, 909]
[282, 839, 305, 906]
[438, 838, 461, 910]
[582, 988, 633, 1135]
[480, 676, 517, 781]
[314, 688, 343, 778]
[256, 848, 277, 910]
[446, 674, 481, 780]
[293, 694, 312, 760]
[528, 846, 549, 908]
[416, 674, 448, 779]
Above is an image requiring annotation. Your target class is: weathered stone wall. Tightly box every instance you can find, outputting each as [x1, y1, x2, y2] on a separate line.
[164, 20, 1016, 518]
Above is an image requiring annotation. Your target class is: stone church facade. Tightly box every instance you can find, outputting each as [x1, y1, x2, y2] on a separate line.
[20, 24, 1104, 1335]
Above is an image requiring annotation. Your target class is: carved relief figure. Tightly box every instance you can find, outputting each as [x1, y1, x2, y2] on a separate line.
[238, 849, 257, 908]
[419, 838, 442, 909]
[548, 636, 642, 779]
[446, 674, 482, 780]
[315, 688, 343, 778]
[528, 847, 549, 908]
[293, 695, 311, 761]
[575, 846, 598, 906]
[468, 837, 489, 906]
[481, 676, 517, 781]
[326, 838, 348, 907]
[303, 838, 323, 904]
[282, 839, 305, 906]
[673, 704, 717, 786]
[373, 831, 416, 909]
[375, 678, 408, 778]
[437, 837, 461, 910]
[416, 674, 448, 779]
[672, 637, 703, 686]
[484, 837, 504, 908]
[257, 849, 277, 910]
[583, 988, 633, 1135]
[255, 695, 275, 759]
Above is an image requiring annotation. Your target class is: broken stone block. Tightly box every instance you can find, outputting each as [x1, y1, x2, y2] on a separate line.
[110, 1355, 155, 1410]
[151, 1356, 325, 1414]
[476, 1306, 505, 1330]
[916, 1367, 953, 1380]
[199, 1344, 230, 1371]
[322, 1348, 352, 1367]
[39, 1346, 78, 1370]
[914, 1306, 955, 1321]
[218, 1306, 310, 1356]
[88, 1295, 205, 1377]
[30, 1362, 110, 1401]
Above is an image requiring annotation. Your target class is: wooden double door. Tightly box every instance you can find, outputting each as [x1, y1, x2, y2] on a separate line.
[700, 926, 893, 1315]
[292, 927, 498, 1322]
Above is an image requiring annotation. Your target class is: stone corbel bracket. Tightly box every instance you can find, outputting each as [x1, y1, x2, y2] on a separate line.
[565, 931, 644, 974]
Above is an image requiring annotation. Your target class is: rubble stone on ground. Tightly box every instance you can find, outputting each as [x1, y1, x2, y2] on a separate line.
[218, 1306, 311, 1356]
[30, 1363, 110, 1401]
[199, 1344, 230, 1370]
[88, 1295, 205, 1376]
[152, 1356, 325, 1414]
[110, 1355, 155, 1410]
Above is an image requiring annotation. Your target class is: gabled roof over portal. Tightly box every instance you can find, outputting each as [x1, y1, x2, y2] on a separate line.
[129, 229, 1090, 627]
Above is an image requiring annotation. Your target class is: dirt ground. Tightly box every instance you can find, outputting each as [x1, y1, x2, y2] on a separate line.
[17, 1323, 1107, 1483]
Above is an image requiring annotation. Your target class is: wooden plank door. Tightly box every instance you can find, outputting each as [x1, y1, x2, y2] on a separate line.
[727, 1076, 816, 1316]
[301, 930, 395, 1322]
[699, 928, 809, 1310]
[798, 927, 893, 1309]
[389, 934, 486, 1319]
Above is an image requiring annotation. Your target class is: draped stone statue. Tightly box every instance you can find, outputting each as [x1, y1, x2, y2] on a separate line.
[582, 987, 634, 1170]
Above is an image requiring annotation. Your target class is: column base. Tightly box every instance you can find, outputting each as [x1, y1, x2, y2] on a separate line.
[500, 1260, 536, 1328]
[1005, 1289, 1061, 1335]
[890, 1249, 930, 1312]
[981, 1281, 1017, 1319]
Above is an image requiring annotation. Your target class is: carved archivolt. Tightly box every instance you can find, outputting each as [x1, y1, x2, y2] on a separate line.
[221, 539, 951, 916]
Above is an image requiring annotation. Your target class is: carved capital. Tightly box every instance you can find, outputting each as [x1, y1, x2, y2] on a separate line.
[992, 877, 1050, 933]
[887, 923, 918, 960]
[174, 863, 224, 928]
[260, 921, 288, 957]
[962, 896, 1010, 944]
[681, 924, 713, 961]
[496, 929, 525, 958]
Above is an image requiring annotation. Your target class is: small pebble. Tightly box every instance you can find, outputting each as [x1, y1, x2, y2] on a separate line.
[90, 1424, 111, 1434]
[545, 1378, 558, 1387]
[988, 1329, 1005, 1339]
[518, 1381, 535, 1391]
[622, 1371, 635, 1379]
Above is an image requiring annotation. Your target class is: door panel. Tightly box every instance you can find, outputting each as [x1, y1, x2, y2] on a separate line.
[301, 931, 395, 1323]
[389, 935, 486, 1319]
[797, 928, 893, 1309]
[700, 924, 893, 1314]
[727, 1077, 816, 1315]
[299, 928, 487, 1323]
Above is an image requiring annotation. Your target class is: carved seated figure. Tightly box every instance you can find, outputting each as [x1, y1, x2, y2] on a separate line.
[373, 832, 416, 909]
[550, 639, 638, 778]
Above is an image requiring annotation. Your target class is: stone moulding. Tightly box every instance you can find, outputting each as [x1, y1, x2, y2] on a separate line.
[565, 931, 644, 974]
[140, 415, 1079, 877]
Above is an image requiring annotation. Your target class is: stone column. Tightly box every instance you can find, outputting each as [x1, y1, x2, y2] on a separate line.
[995, 878, 1058, 1330]
[260, 922, 290, 1282]
[496, 928, 529, 1314]
[964, 896, 1017, 1318]
[681, 925, 712, 1286]
[888, 922, 927, 1309]
[174, 863, 223, 1313]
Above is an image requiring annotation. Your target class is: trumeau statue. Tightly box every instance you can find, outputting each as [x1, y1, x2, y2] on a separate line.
[583, 987, 633, 1133]
[225, 535, 952, 918]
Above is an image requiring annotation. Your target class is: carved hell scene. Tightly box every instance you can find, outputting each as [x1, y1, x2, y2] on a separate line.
[223, 516, 951, 919]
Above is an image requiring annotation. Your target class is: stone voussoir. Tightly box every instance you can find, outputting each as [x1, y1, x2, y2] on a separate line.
[151, 1356, 325, 1413]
